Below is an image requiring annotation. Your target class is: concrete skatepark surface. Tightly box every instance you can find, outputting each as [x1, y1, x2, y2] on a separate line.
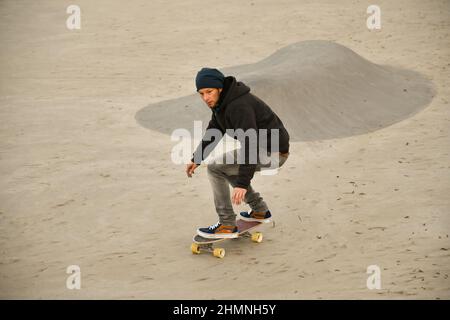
[0, 0, 449, 299]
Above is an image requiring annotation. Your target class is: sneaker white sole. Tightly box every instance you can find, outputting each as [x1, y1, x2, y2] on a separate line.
[239, 216, 272, 223]
[196, 230, 239, 239]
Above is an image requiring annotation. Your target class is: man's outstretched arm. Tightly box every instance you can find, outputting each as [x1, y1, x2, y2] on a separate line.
[190, 116, 223, 165]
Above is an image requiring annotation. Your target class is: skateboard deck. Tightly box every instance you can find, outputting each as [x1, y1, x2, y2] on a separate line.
[191, 219, 271, 258]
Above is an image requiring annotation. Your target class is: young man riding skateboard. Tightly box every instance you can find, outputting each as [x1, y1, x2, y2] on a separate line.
[186, 68, 290, 239]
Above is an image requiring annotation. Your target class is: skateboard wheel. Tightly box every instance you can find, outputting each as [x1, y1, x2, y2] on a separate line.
[251, 232, 263, 243]
[213, 248, 225, 258]
[191, 243, 201, 254]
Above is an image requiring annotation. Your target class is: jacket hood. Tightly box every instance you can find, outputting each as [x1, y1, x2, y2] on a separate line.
[215, 76, 250, 113]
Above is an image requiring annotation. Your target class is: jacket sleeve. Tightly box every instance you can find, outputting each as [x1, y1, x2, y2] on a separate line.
[191, 116, 223, 164]
[228, 105, 259, 189]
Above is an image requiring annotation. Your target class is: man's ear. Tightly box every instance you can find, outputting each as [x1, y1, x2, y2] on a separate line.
[218, 88, 223, 94]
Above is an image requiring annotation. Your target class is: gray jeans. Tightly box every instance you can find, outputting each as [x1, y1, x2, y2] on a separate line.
[206, 149, 289, 226]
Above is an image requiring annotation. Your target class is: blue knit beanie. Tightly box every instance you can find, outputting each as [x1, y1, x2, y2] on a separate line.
[195, 68, 225, 91]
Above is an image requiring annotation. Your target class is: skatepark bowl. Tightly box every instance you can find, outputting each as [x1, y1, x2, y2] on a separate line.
[136, 40, 435, 142]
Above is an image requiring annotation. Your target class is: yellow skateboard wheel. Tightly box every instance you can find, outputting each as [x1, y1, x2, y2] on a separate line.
[251, 232, 263, 243]
[213, 248, 225, 258]
[191, 243, 201, 254]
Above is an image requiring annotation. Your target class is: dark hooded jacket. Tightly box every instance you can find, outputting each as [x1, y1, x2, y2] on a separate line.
[191, 76, 290, 189]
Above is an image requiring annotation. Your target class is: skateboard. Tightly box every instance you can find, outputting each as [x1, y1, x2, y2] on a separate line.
[190, 219, 272, 258]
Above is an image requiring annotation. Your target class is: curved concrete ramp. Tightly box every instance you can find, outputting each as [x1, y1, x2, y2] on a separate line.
[136, 40, 435, 141]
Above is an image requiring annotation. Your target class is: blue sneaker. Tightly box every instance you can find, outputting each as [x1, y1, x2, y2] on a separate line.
[240, 209, 272, 223]
[197, 222, 239, 239]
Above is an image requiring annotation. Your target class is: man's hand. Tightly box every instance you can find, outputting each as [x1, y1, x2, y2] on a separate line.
[186, 162, 199, 178]
[232, 187, 247, 205]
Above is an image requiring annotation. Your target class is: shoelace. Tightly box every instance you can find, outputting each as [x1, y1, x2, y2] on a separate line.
[208, 222, 221, 230]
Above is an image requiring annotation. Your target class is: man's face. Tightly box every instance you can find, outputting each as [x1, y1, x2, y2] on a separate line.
[198, 88, 223, 109]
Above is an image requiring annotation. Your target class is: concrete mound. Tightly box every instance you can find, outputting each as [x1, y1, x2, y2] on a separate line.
[136, 40, 435, 141]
